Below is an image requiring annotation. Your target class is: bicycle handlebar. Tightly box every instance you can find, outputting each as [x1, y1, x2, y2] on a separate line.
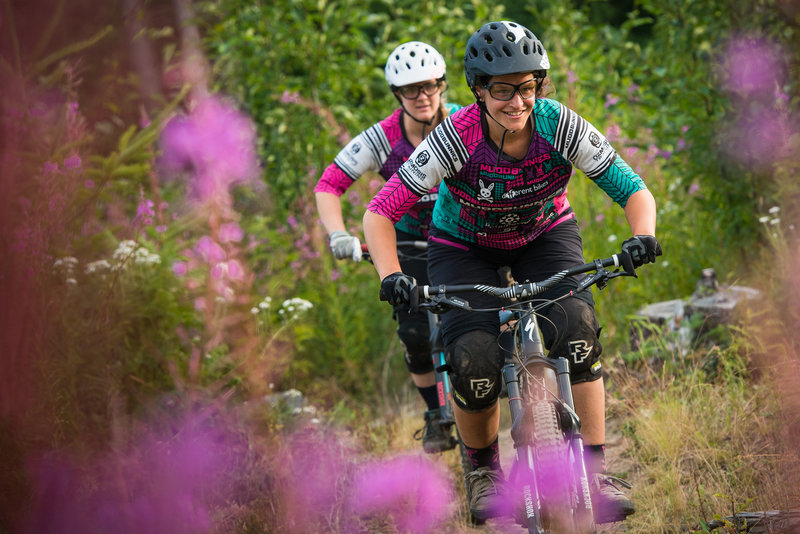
[419, 253, 636, 312]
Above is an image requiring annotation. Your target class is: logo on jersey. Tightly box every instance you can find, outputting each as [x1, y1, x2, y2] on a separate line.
[351, 142, 361, 153]
[470, 378, 494, 399]
[569, 340, 593, 364]
[478, 179, 495, 202]
[415, 150, 431, 166]
[588, 132, 601, 148]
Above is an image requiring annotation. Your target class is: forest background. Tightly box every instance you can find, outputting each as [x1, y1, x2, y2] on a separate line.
[2, 0, 800, 532]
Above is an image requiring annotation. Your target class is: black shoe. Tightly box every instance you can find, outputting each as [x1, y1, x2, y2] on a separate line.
[413, 409, 457, 454]
[591, 474, 635, 523]
[464, 466, 505, 521]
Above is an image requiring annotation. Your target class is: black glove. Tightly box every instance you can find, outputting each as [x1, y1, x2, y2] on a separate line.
[379, 272, 418, 308]
[621, 235, 663, 269]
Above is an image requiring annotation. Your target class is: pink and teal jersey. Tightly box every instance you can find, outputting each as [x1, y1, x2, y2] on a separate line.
[315, 103, 461, 239]
[367, 98, 646, 249]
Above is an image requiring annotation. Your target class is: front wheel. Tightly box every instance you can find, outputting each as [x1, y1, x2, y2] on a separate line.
[530, 399, 575, 533]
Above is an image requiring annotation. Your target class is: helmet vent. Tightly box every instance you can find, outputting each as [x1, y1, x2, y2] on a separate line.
[468, 46, 478, 58]
[484, 52, 494, 62]
[410, 50, 416, 57]
[536, 44, 542, 55]
[502, 45, 512, 57]
[506, 32, 515, 42]
[522, 43, 530, 55]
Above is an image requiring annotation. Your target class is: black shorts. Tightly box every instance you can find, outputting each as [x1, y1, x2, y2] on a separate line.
[427, 218, 603, 383]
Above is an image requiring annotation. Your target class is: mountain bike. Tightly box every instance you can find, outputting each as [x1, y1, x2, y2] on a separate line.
[414, 251, 642, 533]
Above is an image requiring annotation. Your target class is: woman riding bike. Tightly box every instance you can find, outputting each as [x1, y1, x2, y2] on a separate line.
[363, 21, 661, 523]
[314, 41, 461, 453]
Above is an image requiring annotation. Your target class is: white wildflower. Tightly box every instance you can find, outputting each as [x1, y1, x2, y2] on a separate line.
[769, 218, 780, 226]
[769, 206, 780, 214]
[84, 260, 111, 274]
[250, 307, 260, 315]
[758, 216, 770, 224]
[661, 260, 670, 268]
[66, 278, 77, 286]
[258, 296, 272, 309]
[112, 240, 138, 262]
[607, 234, 618, 243]
[279, 297, 313, 320]
[133, 247, 161, 265]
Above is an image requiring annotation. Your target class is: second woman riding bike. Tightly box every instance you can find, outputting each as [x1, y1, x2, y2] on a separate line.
[315, 41, 462, 454]
[364, 20, 662, 524]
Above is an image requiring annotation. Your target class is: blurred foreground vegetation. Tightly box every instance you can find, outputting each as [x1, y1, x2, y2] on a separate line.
[1, 0, 800, 532]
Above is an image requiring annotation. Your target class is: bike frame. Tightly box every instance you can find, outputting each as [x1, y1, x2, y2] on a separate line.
[503, 300, 594, 532]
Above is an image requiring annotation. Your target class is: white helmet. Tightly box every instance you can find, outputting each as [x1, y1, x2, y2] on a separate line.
[384, 41, 446, 87]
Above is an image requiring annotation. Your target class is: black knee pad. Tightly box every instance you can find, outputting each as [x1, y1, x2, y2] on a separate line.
[540, 297, 603, 383]
[446, 330, 504, 412]
[397, 317, 433, 374]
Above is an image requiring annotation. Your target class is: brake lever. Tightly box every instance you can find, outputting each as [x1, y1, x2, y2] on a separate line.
[419, 295, 472, 313]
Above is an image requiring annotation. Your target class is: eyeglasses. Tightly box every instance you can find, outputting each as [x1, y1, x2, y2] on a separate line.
[396, 80, 447, 99]
[485, 79, 538, 101]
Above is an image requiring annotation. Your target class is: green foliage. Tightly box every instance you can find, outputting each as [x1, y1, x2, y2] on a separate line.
[199, 0, 503, 212]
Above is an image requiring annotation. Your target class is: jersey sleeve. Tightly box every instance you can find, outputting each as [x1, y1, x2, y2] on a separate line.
[313, 120, 392, 196]
[544, 99, 646, 207]
[366, 176, 422, 224]
[367, 116, 466, 222]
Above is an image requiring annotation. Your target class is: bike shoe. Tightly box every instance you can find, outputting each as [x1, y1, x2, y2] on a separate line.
[591, 473, 635, 523]
[413, 409, 457, 454]
[465, 466, 505, 521]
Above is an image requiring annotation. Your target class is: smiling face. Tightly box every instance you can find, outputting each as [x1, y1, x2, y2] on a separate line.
[395, 78, 443, 124]
[477, 72, 536, 135]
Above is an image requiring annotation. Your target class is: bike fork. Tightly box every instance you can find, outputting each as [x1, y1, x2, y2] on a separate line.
[554, 357, 594, 522]
[503, 364, 544, 532]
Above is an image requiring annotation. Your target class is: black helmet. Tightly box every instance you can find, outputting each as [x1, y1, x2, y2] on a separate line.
[464, 21, 550, 87]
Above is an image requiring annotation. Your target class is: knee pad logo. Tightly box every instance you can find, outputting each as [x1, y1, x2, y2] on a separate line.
[470, 378, 494, 399]
[569, 340, 593, 364]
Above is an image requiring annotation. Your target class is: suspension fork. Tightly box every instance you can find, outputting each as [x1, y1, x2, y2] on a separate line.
[554, 355, 594, 517]
[428, 311, 453, 421]
[503, 305, 554, 531]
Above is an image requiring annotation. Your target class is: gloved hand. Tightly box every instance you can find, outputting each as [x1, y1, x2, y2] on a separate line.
[621, 235, 663, 269]
[379, 272, 418, 308]
[329, 230, 362, 262]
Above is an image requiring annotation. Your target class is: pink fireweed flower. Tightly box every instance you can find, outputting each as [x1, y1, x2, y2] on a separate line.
[349, 454, 454, 533]
[210, 260, 245, 283]
[720, 36, 786, 97]
[172, 261, 188, 276]
[218, 221, 244, 243]
[605, 123, 622, 143]
[280, 90, 302, 104]
[43, 161, 58, 174]
[136, 198, 155, 226]
[194, 236, 226, 264]
[63, 155, 81, 169]
[22, 415, 232, 534]
[159, 96, 259, 202]
[604, 94, 619, 108]
[567, 70, 578, 83]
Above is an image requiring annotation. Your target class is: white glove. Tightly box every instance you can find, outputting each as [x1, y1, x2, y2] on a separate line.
[329, 230, 362, 262]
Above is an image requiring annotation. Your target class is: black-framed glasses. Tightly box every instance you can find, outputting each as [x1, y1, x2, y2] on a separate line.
[396, 80, 447, 99]
[485, 79, 538, 101]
